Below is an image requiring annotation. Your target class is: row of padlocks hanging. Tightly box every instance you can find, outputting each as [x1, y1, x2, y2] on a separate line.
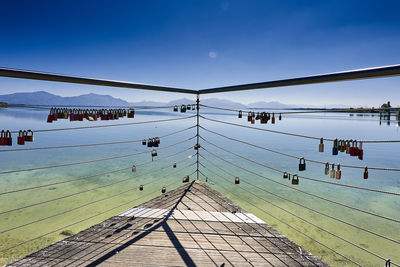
[173, 104, 197, 113]
[283, 172, 300, 185]
[319, 138, 364, 160]
[142, 137, 160, 147]
[0, 130, 34, 146]
[47, 108, 135, 123]
[239, 111, 282, 124]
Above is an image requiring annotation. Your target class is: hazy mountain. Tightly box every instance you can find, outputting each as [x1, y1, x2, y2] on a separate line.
[0, 91, 130, 106]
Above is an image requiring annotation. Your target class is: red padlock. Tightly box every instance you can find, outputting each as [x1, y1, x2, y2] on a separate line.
[79, 110, 84, 121]
[17, 130, 25, 145]
[52, 108, 58, 121]
[6, 130, 12, 146]
[74, 109, 80, 121]
[350, 140, 356, 156]
[247, 112, 252, 122]
[47, 109, 54, 123]
[358, 142, 363, 160]
[0, 130, 5, 146]
[132, 165, 136, 172]
[183, 175, 189, 183]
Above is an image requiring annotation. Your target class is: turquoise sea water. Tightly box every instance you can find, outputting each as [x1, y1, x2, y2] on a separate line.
[0, 106, 399, 266]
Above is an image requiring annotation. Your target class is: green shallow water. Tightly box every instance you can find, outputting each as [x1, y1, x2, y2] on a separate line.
[0, 107, 399, 266]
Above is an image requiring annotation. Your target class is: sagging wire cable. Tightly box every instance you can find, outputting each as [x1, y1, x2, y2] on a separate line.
[198, 170, 362, 267]
[6, 104, 178, 110]
[200, 115, 400, 144]
[8, 115, 196, 134]
[0, 125, 196, 152]
[198, 155, 400, 246]
[200, 103, 400, 116]
[199, 146, 400, 224]
[0, 162, 195, 235]
[0, 178, 185, 254]
[0, 147, 195, 196]
[199, 135, 400, 196]
[201, 166, 399, 266]
[0, 136, 196, 175]
[0, 158, 196, 216]
[200, 127, 400, 172]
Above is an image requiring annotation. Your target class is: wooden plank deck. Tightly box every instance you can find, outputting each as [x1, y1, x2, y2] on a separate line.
[7, 181, 328, 266]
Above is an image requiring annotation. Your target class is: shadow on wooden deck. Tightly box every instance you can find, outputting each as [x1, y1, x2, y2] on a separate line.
[7, 181, 328, 266]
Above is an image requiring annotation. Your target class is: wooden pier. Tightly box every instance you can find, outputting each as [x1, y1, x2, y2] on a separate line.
[8, 181, 328, 266]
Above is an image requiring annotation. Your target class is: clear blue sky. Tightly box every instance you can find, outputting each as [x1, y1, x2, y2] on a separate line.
[0, 0, 399, 107]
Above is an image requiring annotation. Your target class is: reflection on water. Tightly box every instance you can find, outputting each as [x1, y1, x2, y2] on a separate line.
[0, 106, 399, 266]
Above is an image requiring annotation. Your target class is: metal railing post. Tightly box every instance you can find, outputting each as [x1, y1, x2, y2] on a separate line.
[196, 94, 200, 180]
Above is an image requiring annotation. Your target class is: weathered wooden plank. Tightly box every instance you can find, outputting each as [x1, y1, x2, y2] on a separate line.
[7, 181, 328, 267]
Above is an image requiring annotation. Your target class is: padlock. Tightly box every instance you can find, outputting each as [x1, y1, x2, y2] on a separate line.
[132, 165, 136, 173]
[153, 138, 159, 147]
[336, 164, 341, 180]
[139, 185, 144, 191]
[127, 109, 135, 118]
[173, 105, 178, 112]
[319, 138, 324, 152]
[123, 109, 127, 117]
[151, 149, 158, 157]
[385, 259, 390, 267]
[247, 112, 252, 122]
[52, 108, 58, 121]
[183, 175, 189, 183]
[324, 162, 329, 175]
[6, 130, 12, 146]
[346, 140, 351, 154]
[161, 187, 166, 194]
[194, 144, 200, 150]
[180, 105, 186, 113]
[79, 110, 84, 121]
[283, 172, 289, 179]
[354, 141, 360, 156]
[255, 113, 260, 120]
[142, 139, 146, 146]
[363, 167, 368, 179]
[155, 137, 160, 146]
[292, 174, 299, 185]
[192, 104, 196, 110]
[298, 157, 306, 171]
[358, 142, 363, 160]
[260, 112, 266, 124]
[75, 109, 81, 121]
[238, 110, 242, 118]
[330, 163, 335, 178]
[235, 177, 240, 184]
[187, 104, 191, 110]
[340, 140, 346, 152]
[70, 110, 75, 121]
[173, 163, 177, 168]
[279, 113, 282, 120]
[47, 109, 54, 123]
[350, 140, 356, 156]
[271, 113, 275, 124]
[17, 130, 25, 145]
[251, 116, 255, 124]
[0, 130, 5, 146]
[332, 139, 338, 155]
[147, 138, 153, 147]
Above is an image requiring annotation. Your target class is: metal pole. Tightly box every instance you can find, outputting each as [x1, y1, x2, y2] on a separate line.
[196, 94, 200, 180]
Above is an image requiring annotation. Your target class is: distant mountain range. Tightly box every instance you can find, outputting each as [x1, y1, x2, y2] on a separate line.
[0, 91, 300, 109]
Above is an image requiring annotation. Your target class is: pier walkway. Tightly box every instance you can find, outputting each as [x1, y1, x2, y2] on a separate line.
[8, 181, 327, 266]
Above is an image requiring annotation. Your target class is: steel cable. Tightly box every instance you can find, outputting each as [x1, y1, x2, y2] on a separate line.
[200, 126, 400, 171]
[7, 104, 179, 110]
[0, 136, 196, 175]
[202, 166, 399, 266]
[200, 115, 400, 143]
[0, 178, 185, 254]
[1, 125, 195, 152]
[200, 171, 362, 266]
[199, 154, 400, 245]
[0, 158, 196, 215]
[199, 135, 400, 196]
[0, 161, 196, 235]
[199, 146, 400, 224]
[0, 147, 194, 196]
[9, 115, 196, 134]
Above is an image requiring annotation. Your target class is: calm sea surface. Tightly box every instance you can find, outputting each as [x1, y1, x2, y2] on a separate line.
[0, 106, 399, 266]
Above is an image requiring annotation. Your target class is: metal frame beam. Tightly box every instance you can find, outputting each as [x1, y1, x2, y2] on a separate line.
[0, 67, 197, 94]
[1, 64, 400, 94]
